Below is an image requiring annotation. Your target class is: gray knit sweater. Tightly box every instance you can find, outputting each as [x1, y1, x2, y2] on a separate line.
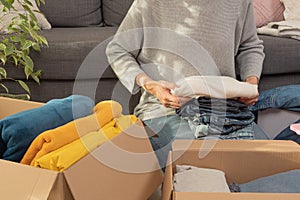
[106, 0, 265, 121]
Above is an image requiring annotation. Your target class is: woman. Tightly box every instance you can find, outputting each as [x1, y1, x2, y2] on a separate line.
[106, 0, 266, 169]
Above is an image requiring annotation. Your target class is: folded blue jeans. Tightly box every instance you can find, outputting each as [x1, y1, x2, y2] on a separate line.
[177, 97, 255, 137]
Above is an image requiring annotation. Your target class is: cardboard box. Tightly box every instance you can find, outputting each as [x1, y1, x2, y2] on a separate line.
[0, 97, 163, 200]
[162, 140, 300, 200]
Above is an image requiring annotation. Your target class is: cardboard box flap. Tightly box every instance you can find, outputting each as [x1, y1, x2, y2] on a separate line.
[171, 140, 300, 184]
[172, 140, 300, 153]
[48, 173, 74, 200]
[0, 97, 44, 119]
[173, 192, 300, 200]
[0, 159, 58, 200]
[63, 122, 163, 200]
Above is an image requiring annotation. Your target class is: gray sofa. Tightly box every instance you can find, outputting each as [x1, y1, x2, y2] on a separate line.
[4, 0, 300, 114]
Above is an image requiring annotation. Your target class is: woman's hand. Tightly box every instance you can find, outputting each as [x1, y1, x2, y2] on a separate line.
[239, 76, 259, 106]
[136, 73, 180, 108]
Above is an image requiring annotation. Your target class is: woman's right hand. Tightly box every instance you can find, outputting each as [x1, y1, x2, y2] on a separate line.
[136, 73, 180, 109]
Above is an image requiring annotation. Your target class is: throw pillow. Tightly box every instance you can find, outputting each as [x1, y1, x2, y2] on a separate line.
[281, 0, 300, 20]
[0, 0, 51, 34]
[253, 0, 284, 28]
[39, 0, 102, 27]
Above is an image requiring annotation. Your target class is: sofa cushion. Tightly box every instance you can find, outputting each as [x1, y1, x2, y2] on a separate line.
[40, 0, 102, 27]
[253, 0, 284, 27]
[102, 0, 134, 26]
[6, 27, 118, 80]
[259, 35, 300, 75]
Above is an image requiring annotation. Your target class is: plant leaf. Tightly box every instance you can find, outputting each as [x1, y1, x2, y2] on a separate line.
[11, 55, 19, 65]
[0, 43, 6, 51]
[22, 40, 32, 50]
[0, 83, 9, 93]
[0, 54, 6, 64]
[38, 35, 48, 46]
[17, 80, 30, 94]
[0, 67, 7, 78]
[31, 43, 40, 51]
[31, 74, 40, 84]
[0, 0, 13, 10]
[24, 65, 33, 79]
[23, 55, 34, 70]
[24, 0, 33, 7]
[4, 43, 14, 56]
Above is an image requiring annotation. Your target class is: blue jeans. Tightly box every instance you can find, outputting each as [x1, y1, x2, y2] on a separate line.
[249, 85, 300, 112]
[144, 115, 194, 170]
[144, 115, 268, 170]
[274, 118, 300, 144]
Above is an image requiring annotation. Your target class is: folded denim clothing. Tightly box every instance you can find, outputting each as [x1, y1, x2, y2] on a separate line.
[173, 165, 230, 192]
[34, 115, 137, 171]
[0, 95, 93, 162]
[249, 85, 300, 112]
[177, 97, 254, 138]
[229, 170, 300, 193]
[21, 100, 122, 165]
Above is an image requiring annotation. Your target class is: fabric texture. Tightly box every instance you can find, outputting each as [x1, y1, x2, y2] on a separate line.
[290, 123, 300, 135]
[230, 170, 300, 193]
[253, 0, 284, 28]
[0, 0, 51, 34]
[144, 115, 195, 170]
[39, 0, 102, 27]
[257, 20, 300, 41]
[102, 0, 134, 26]
[172, 76, 258, 99]
[34, 115, 137, 171]
[249, 85, 300, 112]
[0, 95, 93, 162]
[281, 0, 300, 20]
[6, 27, 118, 80]
[173, 165, 230, 192]
[275, 118, 300, 144]
[106, 0, 265, 121]
[257, 35, 300, 76]
[177, 97, 255, 139]
[21, 100, 122, 165]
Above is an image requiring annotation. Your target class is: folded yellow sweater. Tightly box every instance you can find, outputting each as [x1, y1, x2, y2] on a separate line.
[21, 100, 122, 165]
[34, 115, 137, 171]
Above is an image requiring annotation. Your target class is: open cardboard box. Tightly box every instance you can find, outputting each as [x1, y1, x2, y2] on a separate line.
[162, 140, 300, 200]
[0, 97, 163, 200]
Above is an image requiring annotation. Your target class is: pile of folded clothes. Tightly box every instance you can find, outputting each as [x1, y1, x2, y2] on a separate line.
[0, 95, 137, 171]
[173, 165, 300, 193]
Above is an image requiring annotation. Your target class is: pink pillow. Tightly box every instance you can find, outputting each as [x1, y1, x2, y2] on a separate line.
[253, 0, 285, 28]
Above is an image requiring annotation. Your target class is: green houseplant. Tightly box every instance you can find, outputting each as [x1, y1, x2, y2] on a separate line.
[0, 0, 48, 100]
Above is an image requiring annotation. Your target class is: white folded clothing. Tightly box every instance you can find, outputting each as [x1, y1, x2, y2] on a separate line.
[171, 76, 258, 99]
[257, 20, 300, 41]
[173, 165, 230, 192]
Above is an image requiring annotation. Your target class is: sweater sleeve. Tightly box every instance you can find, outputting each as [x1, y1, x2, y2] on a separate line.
[235, 0, 265, 81]
[106, 0, 144, 94]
